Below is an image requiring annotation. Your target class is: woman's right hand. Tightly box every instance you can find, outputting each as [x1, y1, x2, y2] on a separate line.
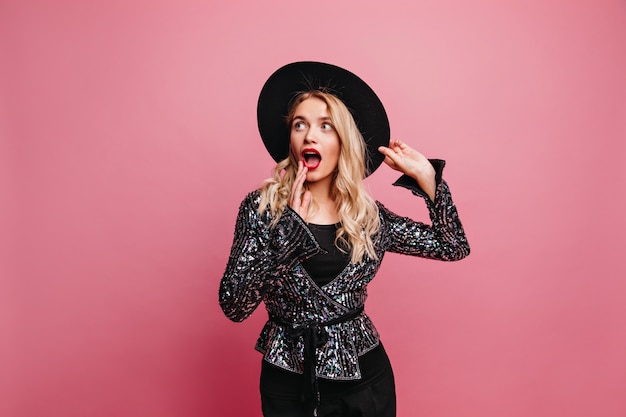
[289, 160, 311, 220]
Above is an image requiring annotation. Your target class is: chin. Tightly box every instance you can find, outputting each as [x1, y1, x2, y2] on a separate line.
[306, 172, 330, 183]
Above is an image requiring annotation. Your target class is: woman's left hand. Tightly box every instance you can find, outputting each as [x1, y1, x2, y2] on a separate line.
[378, 140, 436, 201]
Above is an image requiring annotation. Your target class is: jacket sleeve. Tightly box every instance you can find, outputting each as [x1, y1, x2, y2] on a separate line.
[218, 192, 321, 322]
[379, 159, 470, 261]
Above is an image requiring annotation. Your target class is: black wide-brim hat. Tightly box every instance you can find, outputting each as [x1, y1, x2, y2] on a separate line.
[257, 61, 390, 177]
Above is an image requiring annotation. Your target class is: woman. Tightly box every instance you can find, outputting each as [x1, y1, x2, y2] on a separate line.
[219, 61, 470, 417]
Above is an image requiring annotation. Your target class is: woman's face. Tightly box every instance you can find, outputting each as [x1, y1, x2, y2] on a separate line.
[289, 97, 341, 185]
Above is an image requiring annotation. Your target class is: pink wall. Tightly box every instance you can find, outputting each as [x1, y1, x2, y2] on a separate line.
[2, 1, 625, 416]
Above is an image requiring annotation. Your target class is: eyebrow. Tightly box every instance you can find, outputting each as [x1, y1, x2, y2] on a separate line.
[292, 115, 332, 122]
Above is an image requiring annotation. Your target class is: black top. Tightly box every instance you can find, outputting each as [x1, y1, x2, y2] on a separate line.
[301, 223, 350, 286]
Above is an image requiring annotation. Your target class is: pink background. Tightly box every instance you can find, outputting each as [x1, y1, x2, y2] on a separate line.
[2, 1, 625, 416]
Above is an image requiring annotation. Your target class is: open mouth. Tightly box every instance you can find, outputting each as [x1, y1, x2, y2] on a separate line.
[302, 149, 322, 170]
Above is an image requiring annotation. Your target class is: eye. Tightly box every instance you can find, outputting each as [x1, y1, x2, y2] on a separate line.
[321, 122, 334, 131]
[293, 121, 306, 130]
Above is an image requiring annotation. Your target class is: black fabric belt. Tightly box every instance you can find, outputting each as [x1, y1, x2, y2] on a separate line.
[269, 305, 365, 417]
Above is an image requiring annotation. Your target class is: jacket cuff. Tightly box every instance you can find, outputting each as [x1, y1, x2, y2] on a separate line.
[392, 159, 445, 200]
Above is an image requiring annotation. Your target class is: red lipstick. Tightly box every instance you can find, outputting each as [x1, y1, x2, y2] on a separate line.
[302, 148, 321, 170]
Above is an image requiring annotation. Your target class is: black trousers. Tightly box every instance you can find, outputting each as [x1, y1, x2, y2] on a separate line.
[260, 344, 396, 417]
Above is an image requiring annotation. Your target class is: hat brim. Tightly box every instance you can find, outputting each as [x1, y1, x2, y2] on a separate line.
[257, 61, 390, 177]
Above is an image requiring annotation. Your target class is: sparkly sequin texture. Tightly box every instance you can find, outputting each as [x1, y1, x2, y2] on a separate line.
[219, 173, 469, 380]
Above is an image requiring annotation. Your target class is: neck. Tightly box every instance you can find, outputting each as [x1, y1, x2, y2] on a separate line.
[306, 178, 333, 202]
[305, 179, 340, 224]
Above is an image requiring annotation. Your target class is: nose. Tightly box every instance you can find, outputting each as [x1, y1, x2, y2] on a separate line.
[304, 128, 317, 144]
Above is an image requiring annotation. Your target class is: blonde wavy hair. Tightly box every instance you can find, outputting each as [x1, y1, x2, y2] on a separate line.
[258, 91, 380, 263]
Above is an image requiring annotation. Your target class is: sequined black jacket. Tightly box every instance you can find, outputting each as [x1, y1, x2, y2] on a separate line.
[219, 162, 470, 380]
